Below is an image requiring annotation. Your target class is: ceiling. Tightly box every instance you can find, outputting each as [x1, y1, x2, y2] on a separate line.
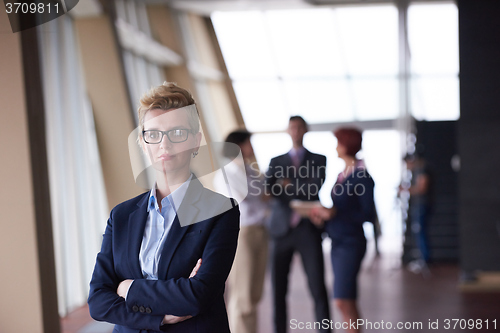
[154, 0, 397, 16]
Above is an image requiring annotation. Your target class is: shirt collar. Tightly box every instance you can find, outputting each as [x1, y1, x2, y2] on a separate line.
[289, 147, 305, 158]
[147, 174, 193, 212]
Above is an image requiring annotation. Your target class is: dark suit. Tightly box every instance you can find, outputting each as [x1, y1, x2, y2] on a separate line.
[326, 166, 375, 299]
[88, 178, 240, 333]
[265, 149, 331, 333]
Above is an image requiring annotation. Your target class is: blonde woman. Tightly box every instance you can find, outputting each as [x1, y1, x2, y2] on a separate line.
[88, 83, 240, 333]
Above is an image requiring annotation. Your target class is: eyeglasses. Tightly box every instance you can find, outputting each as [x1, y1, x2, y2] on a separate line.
[142, 129, 192, 144]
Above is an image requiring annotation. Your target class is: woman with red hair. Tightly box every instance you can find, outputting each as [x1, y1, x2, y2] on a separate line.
[310, 127, 376, 333]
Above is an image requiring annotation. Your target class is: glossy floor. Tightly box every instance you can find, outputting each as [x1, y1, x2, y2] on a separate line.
[62, 238, 500, 333]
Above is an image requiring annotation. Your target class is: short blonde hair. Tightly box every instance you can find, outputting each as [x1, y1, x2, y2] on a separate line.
[137, 82, 200, 141]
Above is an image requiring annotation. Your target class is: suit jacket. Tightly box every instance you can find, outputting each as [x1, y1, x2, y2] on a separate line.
[265, 149, 326, 238]
[88, 178, 240, 333]
[327, 166, 375, 240]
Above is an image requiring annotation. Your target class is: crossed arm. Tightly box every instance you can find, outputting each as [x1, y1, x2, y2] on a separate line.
[116, 259, 202, 325]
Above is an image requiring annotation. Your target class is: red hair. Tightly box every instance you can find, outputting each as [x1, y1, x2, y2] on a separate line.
[334, 128, 362, 157]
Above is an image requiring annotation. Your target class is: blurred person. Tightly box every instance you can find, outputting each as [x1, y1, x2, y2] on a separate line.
[265, 116, 331, 333]
[88, 82, 240, 333]
[310, 127, 376, 333]
[214, 130, 270, 333]
[403, 153, 432, 264]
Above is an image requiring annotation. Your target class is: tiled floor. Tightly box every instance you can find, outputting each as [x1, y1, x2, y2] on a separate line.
[61, 237, 500, 333]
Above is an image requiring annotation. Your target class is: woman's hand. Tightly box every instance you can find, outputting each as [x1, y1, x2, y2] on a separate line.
[161, 259, 202, 325]
[309, 206, 336, 227]
[117, 279, 133, 298]
[309, 206, 325, 227]
[189, 258, 202, 278]
[162, 314, 192, 324]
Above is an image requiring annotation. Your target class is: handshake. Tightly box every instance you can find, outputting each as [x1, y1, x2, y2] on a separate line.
[290, 200, 337, 227]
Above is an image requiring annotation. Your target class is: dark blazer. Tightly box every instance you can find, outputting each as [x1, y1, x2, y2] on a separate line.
[88, 178, 240, 333]
[265, 149, 326, 238]
[327, 167, 375, 240]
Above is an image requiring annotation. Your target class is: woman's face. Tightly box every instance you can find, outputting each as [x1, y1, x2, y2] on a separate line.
[142, 108, 201, 175]
[336, 142, 347, 158]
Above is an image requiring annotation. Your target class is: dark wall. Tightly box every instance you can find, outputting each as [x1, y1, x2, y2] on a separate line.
[402, 121, 459, 264]
[458, 0, 500, 271]
[419, 121, 459, 262]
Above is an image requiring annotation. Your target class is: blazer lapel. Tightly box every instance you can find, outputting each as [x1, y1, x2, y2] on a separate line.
[127, 193, 149, 278]
[284, 152, 293, 168]
[297, 148, 311, 166]
[157, 178, 203, 278]
[286, 149, 310, 167]
[301, 149, 311, 164]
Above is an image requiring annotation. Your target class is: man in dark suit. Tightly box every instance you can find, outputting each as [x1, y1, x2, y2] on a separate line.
[265, 116, 331, 333]
[88, 177, 240, 333]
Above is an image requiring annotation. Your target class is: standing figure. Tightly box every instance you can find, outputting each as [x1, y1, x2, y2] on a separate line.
[266, 116, 331, 333]
[88, 82, 240, 333]
[404, 153, 432, 263]
[310, 128, 375, 333]
[214, 129, 270, 333]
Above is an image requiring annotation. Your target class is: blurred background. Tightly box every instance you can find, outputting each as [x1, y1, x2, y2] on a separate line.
[1, 0, 499, 332]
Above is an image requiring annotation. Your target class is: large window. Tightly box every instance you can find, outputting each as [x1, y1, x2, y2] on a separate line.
[212, 6, 400, 132]
[408, 3, 459, 121]
[212, 2, 459, 244]
[213, 3, 459, 129]
[115, 0, 167, 122]
[39, 15, 109, 316]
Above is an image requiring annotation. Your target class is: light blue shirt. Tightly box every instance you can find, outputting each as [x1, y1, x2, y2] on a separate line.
[289, 147, 305, 165]
[139, 175, 192, 280]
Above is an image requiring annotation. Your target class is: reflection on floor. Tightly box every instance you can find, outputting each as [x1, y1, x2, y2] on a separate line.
[62, 236, 500, 333]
